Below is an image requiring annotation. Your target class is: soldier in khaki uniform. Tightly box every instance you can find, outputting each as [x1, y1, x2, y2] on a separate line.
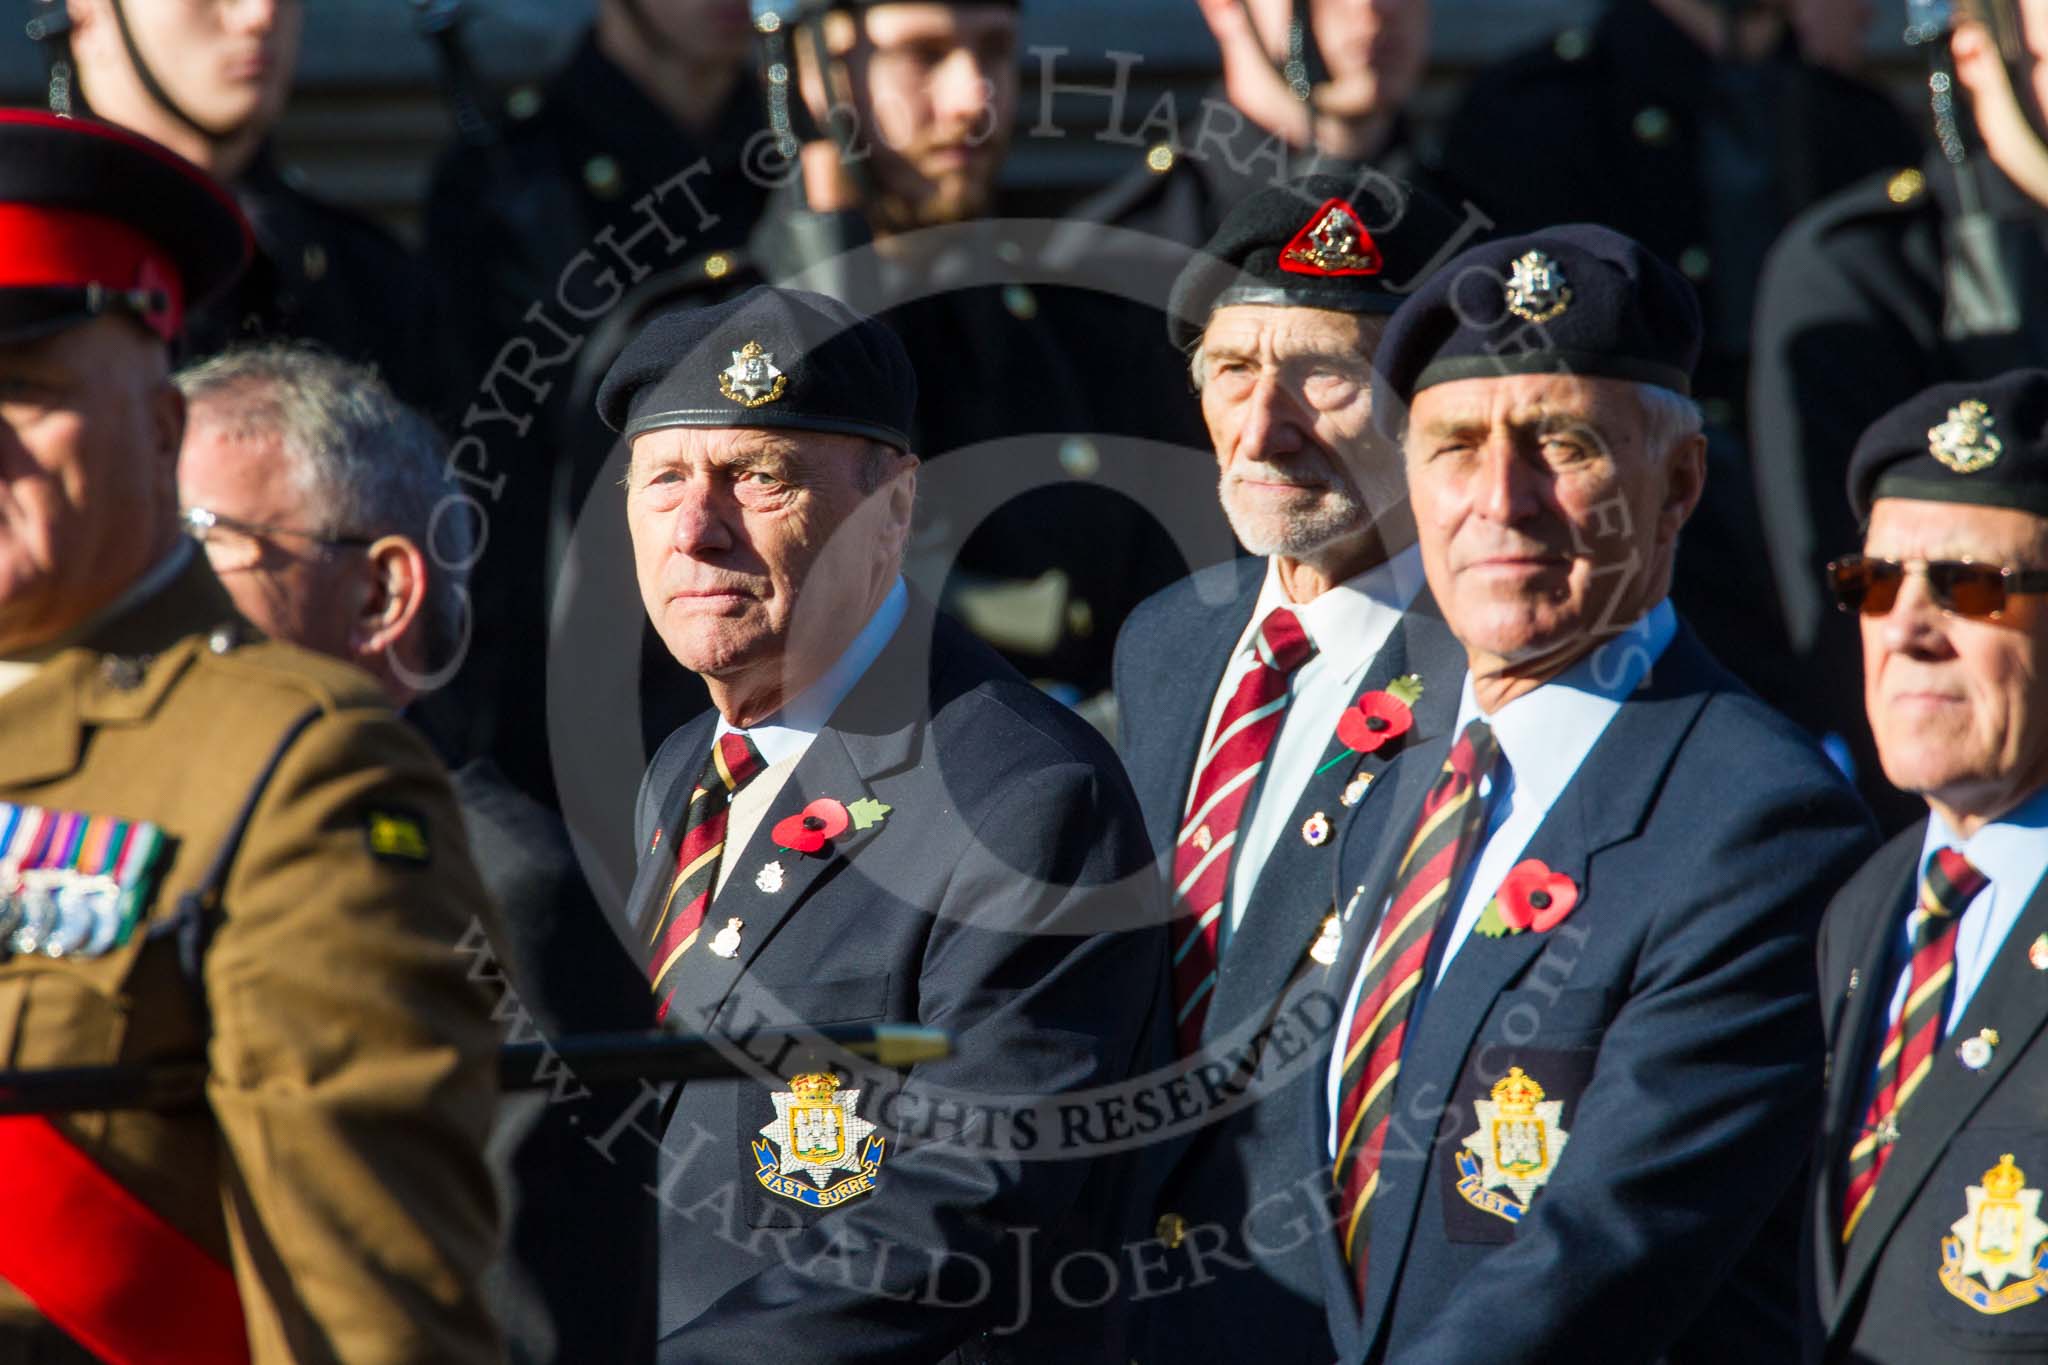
[0, 111, 504, 1364]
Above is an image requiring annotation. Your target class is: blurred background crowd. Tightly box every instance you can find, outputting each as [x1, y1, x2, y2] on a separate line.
[8, 0, 1997, 859]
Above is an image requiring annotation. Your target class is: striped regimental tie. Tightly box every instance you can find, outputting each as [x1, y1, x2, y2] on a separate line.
[1169, 607, 1317, 1054]
[644, 731, 767, 1023]
[1840, 846, 1990, 1243]
[1331, 718, 1499, 1304]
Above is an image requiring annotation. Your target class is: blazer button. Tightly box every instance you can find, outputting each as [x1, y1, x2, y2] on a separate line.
[1155, 1212, 1187, 1249]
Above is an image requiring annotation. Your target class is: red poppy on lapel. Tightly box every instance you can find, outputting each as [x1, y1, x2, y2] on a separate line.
[1334, 674, 1425, 755]
[772, 798, 850, 855]
[1475, 860, 1581, 937]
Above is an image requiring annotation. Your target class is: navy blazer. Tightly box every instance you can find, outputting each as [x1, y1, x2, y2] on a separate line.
[626, 605, 1171, 1364]
[1309, 623, 1876, 1364]
[1112, 556, 1467, 1365]
[1810, 815, 2048, 1363]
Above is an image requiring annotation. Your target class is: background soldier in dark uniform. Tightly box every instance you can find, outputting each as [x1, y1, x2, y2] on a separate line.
[1076, 0, 1452, 252]
[0, 111, 501, 1365]
[1440, 0, 1922, 709]
[1752, 0, 2048, 828]
[420, 0, 773, 801]
[55, 0, 440, 409]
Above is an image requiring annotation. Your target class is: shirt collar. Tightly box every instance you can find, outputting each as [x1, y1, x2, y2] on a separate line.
[1251, 544, 1427, 670]
[714, 577, 908, 768]
[1452, 599, 1678, 811]
[1923, 784, 2048, 904]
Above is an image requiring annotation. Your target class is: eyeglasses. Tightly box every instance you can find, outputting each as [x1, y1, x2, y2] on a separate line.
[181, 506, 375, 573]
[1825, 555, 2048, 620]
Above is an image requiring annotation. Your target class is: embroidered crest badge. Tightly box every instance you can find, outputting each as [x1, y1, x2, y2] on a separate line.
[719, 340, 788, 408]
[1928, 398, 2003, 474]
[1454, 1067, 1570, 1223]
[1505, 250, 1572, 324]
[1940, 1153, 2048, 1313]
[753, 1072, 886, 1210]
[1278, 197, 1383, 277]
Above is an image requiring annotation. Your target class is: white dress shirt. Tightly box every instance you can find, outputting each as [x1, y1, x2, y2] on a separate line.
[711, 578, 907, 892]
[1327, 600, 1677, 1151]
[1892, 785, 2048, 1034]
[1187, 547, 1427, 953]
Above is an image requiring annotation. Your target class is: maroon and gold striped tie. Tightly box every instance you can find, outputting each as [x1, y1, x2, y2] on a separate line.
[1840, 846, 1988, 1242]
[646, 732, 766, 1022]
[1170, 607, 1316, 1053]
[1331, 718, 1498, 1302]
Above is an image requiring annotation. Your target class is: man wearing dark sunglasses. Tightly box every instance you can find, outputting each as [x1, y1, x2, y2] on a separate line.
[1808, 367, 2048, 1362]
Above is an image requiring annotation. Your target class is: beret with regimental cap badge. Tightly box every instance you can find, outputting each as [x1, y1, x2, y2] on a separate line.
[1370, 223, 1702, 438]
[0, 110, 251, 344]
[1166, 171, 1472, 350]
[597, 285, 918, 451]
[1847, 368, 2048, 522]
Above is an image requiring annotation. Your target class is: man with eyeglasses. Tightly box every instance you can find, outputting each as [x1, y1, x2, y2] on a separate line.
[0, 111, 503, 1363]
[174, 340, 659, 1365]
[1807, 368, 2048, 1363]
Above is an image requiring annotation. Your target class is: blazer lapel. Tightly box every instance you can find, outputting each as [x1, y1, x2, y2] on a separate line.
[1833, 863, 2048, 1325]
[1355, 642, 1711, 1344]
[1812, 833, 1922, 1314]
[1211, 600, 1464, 1041]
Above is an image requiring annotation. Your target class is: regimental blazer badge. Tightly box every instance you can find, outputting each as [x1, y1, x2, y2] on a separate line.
[1940, 1153, 2048, 1314]
[1454, 1067, 1570, 1223]
[719, 340, 787, 408]
[1505, 250, 1572, 324]
[1928, 398, 2003, 474]
[753, 1072, 885, 1210]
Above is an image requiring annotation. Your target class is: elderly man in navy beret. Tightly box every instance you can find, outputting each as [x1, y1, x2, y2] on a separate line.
[1808, 370, 2048, 1364]
[1111, 172, 1474, 1365]
[596, 284, 1169, 1363]
[1305, 224, 1876, 1363]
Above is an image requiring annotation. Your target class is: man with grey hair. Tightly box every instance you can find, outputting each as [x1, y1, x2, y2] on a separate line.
[1306, 225, 1874, 1363]
[174, 341, 658, 1365]
[1109, 175, 1471, 1364]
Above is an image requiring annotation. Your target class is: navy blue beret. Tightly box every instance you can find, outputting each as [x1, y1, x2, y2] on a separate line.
[1370, 224, 1702, 435]
[1165, 170, 1475, 350]
[1848, 369, 2048, 522]
[597, 285, 917, 451]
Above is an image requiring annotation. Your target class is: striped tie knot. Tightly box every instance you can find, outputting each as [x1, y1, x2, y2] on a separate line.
[710, 731, 767, 796]
[1253, 607, 1316, 674]
[1425, 719, 1497, 814]
[1923, 847, 1988, 921]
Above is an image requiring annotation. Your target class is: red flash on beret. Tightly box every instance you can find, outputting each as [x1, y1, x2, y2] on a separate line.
[0, 204, 184, 340]
[1278, 198, 1384, 279]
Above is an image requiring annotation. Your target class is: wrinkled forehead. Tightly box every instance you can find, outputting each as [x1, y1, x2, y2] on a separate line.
[1200, 303, 1379, 360]
[628, 423, 865, 470]
[1864, 497, 2048, 561]
[1404, 372, 1644, 435]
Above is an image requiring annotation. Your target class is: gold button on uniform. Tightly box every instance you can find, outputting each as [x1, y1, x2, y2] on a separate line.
[1146, 144, 1176, 174]
[1156, 1212, 1188, 1249]
[1887, 168, 1926, 204]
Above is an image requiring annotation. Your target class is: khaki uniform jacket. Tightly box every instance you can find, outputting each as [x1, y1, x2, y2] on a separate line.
[0, 554, 505, 1364]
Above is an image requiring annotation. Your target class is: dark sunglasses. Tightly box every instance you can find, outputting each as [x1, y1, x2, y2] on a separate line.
[1826, 555, 2048, 620]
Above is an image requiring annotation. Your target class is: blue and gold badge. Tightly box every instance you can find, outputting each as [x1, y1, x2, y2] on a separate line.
[753, 1072, 885, 1210]
[1940, 1154, 2048, 1314]
[1454, 1067, 1571, 1224]
[0, 803, 169, 959]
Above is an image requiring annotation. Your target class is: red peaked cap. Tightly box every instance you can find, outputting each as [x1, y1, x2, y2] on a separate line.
[0, 109, 251, 344]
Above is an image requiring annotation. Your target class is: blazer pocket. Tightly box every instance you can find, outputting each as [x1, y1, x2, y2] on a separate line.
[1478, 986, 1616, 1046]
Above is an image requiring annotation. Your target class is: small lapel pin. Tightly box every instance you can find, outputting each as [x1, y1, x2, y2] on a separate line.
[1309, 913, 1342, 966]
[709, 917, 744, 959]
[755, 861, 785, 895]
[1957, 1027, 2000, 1071]
[1301, 811, 1331, 847]
[1341, 882, 1367, 922]
[1341, 771, 1374, 808]
[2030, 934, 2048, 971]
[1847, 968, 1861, 996]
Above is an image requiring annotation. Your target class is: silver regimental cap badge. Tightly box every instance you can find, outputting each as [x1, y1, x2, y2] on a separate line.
[1505, 250, 1572, 324]
[1928, 399, 2003, 474]
[719, 340, 788, 408]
